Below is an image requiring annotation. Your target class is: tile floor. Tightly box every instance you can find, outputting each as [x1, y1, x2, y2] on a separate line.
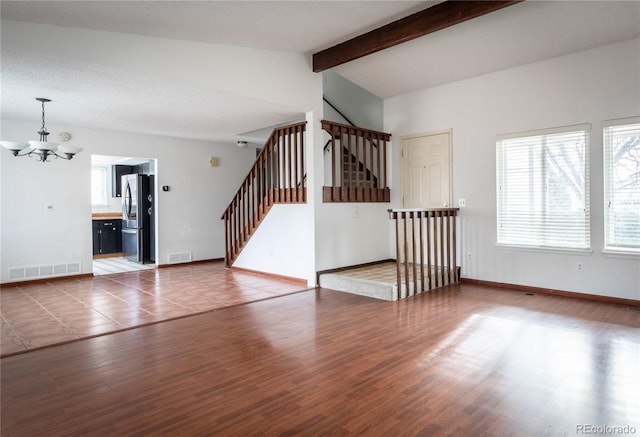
[1, 261, 311, 357]
[332, 261, 398, 283]
[93, 257, 156, 276]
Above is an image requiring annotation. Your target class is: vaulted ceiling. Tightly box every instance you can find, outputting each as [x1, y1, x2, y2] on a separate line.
[2, 1, 639, 144]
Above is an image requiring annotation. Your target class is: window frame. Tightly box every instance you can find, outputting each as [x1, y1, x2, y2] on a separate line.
[603, 117, 640, 254]
[496, 123, 591, 251]
[91, 165, 109, 207]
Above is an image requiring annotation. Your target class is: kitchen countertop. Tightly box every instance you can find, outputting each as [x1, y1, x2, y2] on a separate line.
[92, 212, 122, 220]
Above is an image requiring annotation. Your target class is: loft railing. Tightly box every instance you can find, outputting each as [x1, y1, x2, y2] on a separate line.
[322, 120, 391, 203]
[221, 121, 307, 267]
[388, 208, 460, 300]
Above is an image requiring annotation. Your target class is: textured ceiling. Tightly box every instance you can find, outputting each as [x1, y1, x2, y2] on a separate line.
[1, 1, 639, 145]
[0, 1, 435, 53]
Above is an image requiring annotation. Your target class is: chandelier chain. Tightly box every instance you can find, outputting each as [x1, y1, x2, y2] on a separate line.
[41, 100, 46, 132]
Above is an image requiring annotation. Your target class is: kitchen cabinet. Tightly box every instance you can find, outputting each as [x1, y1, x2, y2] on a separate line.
[92, 219, 122, 256]
[92, 221, 101, 256]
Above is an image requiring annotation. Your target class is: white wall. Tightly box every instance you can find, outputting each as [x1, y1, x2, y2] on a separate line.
[385, 38, 640, 300]
[0, 120, 255, 282]
[233, 204, 313, 281]
[315, 202, 392, 272]
[322, 71, 384, 130]
[313, 72, 391, 274]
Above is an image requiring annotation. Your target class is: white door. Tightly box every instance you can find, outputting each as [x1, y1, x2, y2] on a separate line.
[398, 131, 453, 269]
[401, 131, 452, 208]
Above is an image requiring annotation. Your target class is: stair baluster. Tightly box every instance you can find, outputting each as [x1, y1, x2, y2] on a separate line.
[322, 120, 391, 202]
[221, 121, 307, 267]
[388, 208, 460, 299]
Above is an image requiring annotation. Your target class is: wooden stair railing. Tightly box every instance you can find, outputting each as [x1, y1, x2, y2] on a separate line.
[221, 121, 307, 267]
[389, 208, 460, 300]
[322, 120, 391, 202]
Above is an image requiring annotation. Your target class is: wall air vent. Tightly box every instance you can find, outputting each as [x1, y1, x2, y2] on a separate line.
[8, 268, 25, 281]
[6, 262, 82, 282]
[168, 252, 192, 264]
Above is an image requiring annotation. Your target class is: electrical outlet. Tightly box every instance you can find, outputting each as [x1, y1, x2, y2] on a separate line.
[458, 198, 467, 207]
[467, 253, 472, 261]
[577, 262, 583, 272]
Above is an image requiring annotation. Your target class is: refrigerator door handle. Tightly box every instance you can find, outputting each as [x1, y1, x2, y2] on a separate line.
[123, 182, 132, 219]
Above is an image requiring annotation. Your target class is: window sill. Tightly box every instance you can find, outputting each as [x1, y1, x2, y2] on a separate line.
[602, 250, 640, 260]
[495, 244, 593, 256]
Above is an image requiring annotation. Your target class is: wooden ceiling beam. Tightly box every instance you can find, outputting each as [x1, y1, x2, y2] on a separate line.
[312, 0, 523, 72]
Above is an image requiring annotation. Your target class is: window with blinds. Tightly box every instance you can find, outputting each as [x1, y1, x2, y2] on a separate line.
[91, 166, 108, 206]
[496, 124, 590, 250]
[603, 118, 640, 253]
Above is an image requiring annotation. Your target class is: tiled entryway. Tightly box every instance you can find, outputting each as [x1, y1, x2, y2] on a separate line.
[93, 257, 156, 275]
[1, 261, 310, 356]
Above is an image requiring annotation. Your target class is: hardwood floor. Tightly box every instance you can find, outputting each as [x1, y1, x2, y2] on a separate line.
[2, 283, 639, 436]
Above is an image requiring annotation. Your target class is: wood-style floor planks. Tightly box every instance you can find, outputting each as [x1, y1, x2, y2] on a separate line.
[1, 283, 639, 436]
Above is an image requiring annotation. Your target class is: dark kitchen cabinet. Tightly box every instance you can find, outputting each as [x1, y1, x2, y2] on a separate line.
[112, 165, 136, 197]
[92, 221, 101, 256]
[92, 219, 122, 256]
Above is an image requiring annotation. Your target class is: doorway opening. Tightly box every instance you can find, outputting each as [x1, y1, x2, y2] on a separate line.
[91, 154, 157, 275]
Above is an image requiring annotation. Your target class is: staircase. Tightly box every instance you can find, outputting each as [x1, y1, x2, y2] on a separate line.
[342, 149, 377, 188]
[221, 121, 307, 267]
[322, 120, 391, 202]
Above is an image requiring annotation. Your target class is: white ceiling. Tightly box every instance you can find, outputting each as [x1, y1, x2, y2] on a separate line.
[1, 1, 639, 144]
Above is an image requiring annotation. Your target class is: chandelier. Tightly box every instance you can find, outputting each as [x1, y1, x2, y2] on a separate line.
[0, 98, 82, 162]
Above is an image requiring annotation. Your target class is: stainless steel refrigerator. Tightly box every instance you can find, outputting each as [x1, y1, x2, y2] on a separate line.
[121, 174, 154, 263]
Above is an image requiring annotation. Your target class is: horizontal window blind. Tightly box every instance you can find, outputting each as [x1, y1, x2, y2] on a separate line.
[603, 118, 640, 252]
[496, 124, 590, 249]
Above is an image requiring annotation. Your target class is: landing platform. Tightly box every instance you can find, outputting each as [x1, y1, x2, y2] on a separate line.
[319, 262, 398, 301]
[318, 261, 457, 301]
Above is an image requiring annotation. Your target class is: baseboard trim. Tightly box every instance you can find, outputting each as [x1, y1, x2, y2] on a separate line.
[230, 266, 307, 284]
[460, 278, 640, 307]
[1, 273, 94, 288]
[157, 258, 224, 268]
